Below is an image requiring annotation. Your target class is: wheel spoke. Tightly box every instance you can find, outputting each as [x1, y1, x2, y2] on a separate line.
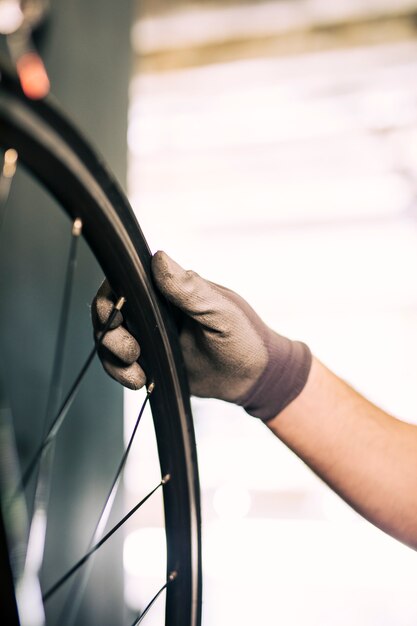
[43, 475, 170, 603]
[91, 382, 154, 544]
[22, 218, 83, 584]
[130, 571, 177, 626]
[58, 384, 155, 626]
[43, 218, 83, 433]
[9, 296, 126, 505]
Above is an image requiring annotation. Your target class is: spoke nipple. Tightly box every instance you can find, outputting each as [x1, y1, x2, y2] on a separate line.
[72, 217, 83, 237]
[168, 571, 178, 582]
[115, 296, 126, 311]
[147, 382, 155, 394]
[3, 148, 18, 178]
[162, 474, 171, 485]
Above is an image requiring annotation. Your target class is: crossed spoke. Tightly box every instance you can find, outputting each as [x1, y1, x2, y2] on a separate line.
[58, 383, 155, 626]
[43, 474, 170, 603]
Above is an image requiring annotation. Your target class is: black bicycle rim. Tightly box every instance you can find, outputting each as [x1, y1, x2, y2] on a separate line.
[0, 59, 202, 626]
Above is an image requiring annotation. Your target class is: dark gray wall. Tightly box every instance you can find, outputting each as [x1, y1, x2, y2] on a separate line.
[0, 0, 133, 623]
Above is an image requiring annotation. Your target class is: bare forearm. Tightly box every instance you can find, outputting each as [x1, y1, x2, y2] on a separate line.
[267, 357, 417, 549]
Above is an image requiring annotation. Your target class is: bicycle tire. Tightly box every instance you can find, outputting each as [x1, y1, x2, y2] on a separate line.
[0, 59, 202, 626]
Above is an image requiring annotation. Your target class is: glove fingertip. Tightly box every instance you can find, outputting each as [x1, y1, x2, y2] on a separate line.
[93, 297, 124, 329]
[99, 328, 141, 365]
[103, 360, 146, 391]
[152, 251, 171, 282]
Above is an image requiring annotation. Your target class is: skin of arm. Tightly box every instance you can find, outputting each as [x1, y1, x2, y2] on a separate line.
[267, 356, 417, 549]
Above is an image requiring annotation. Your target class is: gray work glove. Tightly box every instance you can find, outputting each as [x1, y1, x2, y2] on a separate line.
[92, 280, 145, 391]
[92, 251, 312, 421]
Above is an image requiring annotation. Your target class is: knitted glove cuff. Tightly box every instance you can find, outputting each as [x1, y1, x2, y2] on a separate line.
[239, 334, 312, 421]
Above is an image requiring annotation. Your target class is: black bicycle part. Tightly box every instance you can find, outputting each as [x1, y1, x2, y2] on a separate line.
[0, 58, 202, 626]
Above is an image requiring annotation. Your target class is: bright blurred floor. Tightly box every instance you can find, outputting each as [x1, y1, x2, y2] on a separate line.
[123, 1, 417, 624]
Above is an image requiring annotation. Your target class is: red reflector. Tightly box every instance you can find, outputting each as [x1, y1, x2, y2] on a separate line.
[16, 52, 50, 99]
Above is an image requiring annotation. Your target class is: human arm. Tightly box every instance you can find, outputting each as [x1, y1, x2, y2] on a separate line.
[269, 357, 417, 550]
[93, 251, 417, 549]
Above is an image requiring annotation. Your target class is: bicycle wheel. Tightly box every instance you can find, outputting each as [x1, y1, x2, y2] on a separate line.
[0, 58, 202, 626]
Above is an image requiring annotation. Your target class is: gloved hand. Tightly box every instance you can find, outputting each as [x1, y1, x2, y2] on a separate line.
[92, 280, 145, 391]
[92, 251, 312, 421]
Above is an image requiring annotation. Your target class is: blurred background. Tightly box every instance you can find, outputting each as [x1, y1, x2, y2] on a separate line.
[124, 1, 417, 625]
